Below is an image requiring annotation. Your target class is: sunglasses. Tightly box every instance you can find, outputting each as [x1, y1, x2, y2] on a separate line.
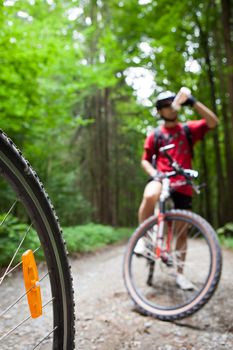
[157, 102, 173, 110]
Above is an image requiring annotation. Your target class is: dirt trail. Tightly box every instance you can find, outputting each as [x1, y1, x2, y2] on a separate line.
[72, 243, 233, 350]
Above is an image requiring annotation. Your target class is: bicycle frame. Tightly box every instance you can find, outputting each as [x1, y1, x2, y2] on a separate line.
[156, 177, 174, 260]
[152, 143, 199, 262]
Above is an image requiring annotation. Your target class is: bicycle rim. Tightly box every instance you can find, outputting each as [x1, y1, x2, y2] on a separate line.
[123, 210, 222, 320]
[0, 131, 75, 349]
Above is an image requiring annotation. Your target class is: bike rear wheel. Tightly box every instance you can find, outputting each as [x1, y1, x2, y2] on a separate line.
[0, 131, 75, 349]
[123, 210, 222, 321]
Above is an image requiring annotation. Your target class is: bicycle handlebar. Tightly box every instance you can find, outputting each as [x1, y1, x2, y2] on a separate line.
[159, 144, 199, 180]
[158, 143, 204, 194]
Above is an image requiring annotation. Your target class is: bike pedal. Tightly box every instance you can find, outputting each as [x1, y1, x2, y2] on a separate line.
[161, 255, 173, 267]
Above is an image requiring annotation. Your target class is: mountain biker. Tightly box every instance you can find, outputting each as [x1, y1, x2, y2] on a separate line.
[135, 88, 218, 289]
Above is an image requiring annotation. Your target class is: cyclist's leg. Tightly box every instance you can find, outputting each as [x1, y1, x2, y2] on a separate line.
[174, 223, 188, 274]
[138, 180, 162, 223]
[170, 192, 193, 286]
[135, 180, 161, 256]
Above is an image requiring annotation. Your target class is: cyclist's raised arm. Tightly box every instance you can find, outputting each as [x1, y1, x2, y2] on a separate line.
[193, 101, 218, 128]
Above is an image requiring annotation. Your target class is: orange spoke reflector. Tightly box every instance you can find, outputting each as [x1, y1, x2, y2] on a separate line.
[22, 250, 42, 319]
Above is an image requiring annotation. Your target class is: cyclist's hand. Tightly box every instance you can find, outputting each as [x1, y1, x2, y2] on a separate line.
[181, 93, 196, 107]
[151, 172, 164, 182]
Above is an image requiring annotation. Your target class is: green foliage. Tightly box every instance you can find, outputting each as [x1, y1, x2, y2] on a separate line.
[217, 223, 233, 237]
[217, 222, 233, 250]
[0, 214, 43, 267]
[46, 168, 93, 226]
[63, 223, 133, 253]
[0, 214, 132, 267]
[0, 0, 232, 229]
[219, 237, 233, 250]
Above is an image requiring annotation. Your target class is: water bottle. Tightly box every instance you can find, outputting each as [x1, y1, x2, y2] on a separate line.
[171, 87, 191, 111]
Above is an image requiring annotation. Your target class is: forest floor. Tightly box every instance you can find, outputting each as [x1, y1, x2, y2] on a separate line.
[1, 242, 232, 349]
[73, 243, 233, 350]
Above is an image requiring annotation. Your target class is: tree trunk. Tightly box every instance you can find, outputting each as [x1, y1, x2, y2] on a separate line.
[213, 18, 233, 222]
[221, 0, 233, 129]
[197, 19, 226, 226]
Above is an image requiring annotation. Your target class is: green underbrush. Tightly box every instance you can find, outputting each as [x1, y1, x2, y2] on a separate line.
[0, 214, 133, 266]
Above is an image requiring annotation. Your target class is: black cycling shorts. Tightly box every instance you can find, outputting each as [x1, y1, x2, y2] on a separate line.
[147, 178, 192, 210]
[170, 191, 192, 210]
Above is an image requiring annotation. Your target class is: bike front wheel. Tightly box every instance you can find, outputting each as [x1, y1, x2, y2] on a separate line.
[0, 131, 75, 349]
[123, 210, 222, 321]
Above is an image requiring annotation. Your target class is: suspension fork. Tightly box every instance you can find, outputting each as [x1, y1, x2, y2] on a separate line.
[166, 221, 172, 252]
[155, 200, 166, 258]
[156, 201, 173, 258]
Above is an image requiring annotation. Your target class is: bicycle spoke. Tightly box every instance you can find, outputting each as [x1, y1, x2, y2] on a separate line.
[173, 221, 189, 240]
[0, 201, 17, 227]
[0, 272, 49, 318]
[0, 246, 41, 281]
[0, 224, 32, 286]
[0, 298, 54, 343]
[0, 314, 31, 342]
[188, 227, 202, 240]
[32, 326, 58, 350]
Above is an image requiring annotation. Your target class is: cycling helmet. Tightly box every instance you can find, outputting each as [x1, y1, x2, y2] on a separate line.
[155, 91, 176, 110]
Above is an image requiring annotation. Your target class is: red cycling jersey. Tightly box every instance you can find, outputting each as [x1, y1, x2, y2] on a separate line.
[142, 119, 210, 196]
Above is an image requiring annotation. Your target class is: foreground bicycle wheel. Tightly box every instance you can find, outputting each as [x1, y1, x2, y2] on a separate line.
[123, 210, 222, 321]
[0, 131, 75, 349]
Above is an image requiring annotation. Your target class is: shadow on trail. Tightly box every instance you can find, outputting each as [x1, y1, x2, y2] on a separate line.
[173, 321, 204, 331]
[174, 284, 233, 335]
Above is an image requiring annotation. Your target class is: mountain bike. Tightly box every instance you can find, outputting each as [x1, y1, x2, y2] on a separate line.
[123, 144, 222, 321]
[0, 130, 75, 349]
